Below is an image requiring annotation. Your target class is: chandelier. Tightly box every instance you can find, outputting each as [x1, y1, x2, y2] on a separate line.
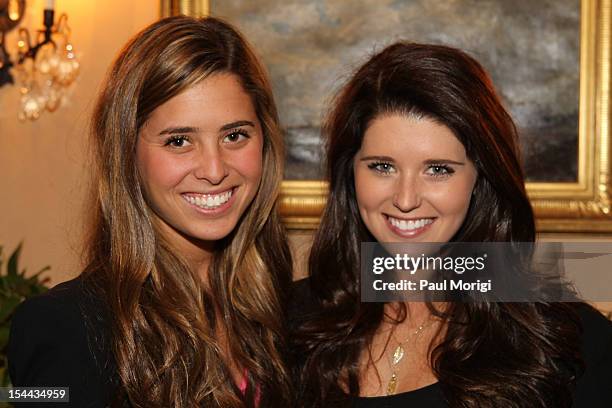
[0, 0, 79, 121]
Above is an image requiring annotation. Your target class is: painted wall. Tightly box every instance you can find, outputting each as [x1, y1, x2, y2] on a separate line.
[0, 0, 157, 284]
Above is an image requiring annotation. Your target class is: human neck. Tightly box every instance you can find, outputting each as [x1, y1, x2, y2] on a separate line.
[155, 221, 216, 281]
[384, 302, 435, 326]
[355, 302, 444, 397]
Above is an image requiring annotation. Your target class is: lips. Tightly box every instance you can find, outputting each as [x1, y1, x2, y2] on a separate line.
[182, 187, 235, 210]
[385, 215, 435, 238]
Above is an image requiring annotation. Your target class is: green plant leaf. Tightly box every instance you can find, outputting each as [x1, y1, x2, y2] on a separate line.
[29, 266, 51, 283]
[0, 241, 49, 395]
[0, 364, 8, 387]
[0, 355, 11, 388]
[0, 326, 9, 350]
[0, 296, 22, 324]
[6, 243, 22, 278]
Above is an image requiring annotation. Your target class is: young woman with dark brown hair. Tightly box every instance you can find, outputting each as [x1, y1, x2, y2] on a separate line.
[292, 42, 612, 407]
[9, 16, 292, 407]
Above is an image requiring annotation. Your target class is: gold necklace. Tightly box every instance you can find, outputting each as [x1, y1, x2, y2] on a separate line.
[386, 320, 433, 395]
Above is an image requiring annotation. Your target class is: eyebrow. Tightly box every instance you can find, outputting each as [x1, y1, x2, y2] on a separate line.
[359, 155, 466, 165]
[423, 159, 466, 166]
[219, 120, 255, 131]
[359, 155, 395, 162]
[157, 120, 255, 136]
[158, 126, 199, 136]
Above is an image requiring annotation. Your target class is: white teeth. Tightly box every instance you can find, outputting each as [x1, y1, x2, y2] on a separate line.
[184, 190, 232, 209]
[389, 217, 432, 231]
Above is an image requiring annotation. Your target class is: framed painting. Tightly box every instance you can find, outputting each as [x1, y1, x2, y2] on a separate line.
[161, 0, 612, 232]
[161, 0, 209, 18]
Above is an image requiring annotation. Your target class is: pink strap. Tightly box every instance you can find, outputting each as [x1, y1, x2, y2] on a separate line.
[238, 369, 260, 406]
[238, 375, 248, 393]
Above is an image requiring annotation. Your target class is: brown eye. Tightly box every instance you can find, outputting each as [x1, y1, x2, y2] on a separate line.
[164, 135, 191, 147]
[223, 130, 249, 143]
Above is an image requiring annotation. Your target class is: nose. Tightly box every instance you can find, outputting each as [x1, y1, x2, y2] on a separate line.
[392, 173, 422, 212]
[193, 145, 228, 185]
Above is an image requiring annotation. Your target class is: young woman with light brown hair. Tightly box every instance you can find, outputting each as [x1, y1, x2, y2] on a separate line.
[9, 16, 292, 407]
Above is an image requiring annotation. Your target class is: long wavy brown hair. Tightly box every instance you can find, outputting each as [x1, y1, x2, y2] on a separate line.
[295, 43, 584, 407]
[82, 16, 292, 407]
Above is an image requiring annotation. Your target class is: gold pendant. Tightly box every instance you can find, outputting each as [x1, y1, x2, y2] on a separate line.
[392, 345, 405, 365]
[388, 345, 404, 395]
[387, 372, 398, 395]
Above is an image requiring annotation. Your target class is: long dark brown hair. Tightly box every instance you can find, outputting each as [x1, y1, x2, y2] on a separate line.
[83, 16, 292, 407]
[295, 42, 583, 407]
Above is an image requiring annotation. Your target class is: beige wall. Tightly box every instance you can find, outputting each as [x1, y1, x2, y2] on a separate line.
[0, 0, 157, 284]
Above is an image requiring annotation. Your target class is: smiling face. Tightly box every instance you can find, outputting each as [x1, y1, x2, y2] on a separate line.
[353, 114, 478, 244]
[136, 73, 263, 258]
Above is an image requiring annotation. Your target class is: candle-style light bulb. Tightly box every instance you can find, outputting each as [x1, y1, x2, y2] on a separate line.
[45, 0, 55, 10]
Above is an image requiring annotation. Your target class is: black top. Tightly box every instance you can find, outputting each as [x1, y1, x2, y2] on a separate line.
[8, 277, 116, 408]
[9, 277, 612, 407]
[289, 278, 612, 408]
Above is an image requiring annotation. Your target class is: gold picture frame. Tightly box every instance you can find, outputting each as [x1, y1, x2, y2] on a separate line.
[523, 0, 612, 233]
[281, 0, 612, 232]
[160, 0, 209, 18]
[162, 0, 612, 232]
